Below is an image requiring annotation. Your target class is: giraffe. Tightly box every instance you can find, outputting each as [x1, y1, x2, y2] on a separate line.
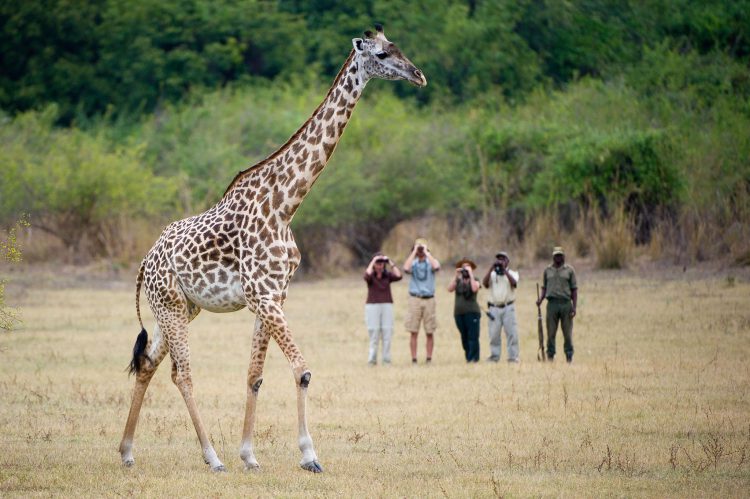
[119, 24, 426, 473]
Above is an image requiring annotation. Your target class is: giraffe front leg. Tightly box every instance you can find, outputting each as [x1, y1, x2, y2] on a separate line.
[257, 299, 322, 473]
[297, 370, 323, 473]
[240, 319, 270, 471]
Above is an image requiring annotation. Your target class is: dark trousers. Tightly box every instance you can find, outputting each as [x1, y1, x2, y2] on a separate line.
[546, 299, 573, 359]
[454, 312, 480, 362]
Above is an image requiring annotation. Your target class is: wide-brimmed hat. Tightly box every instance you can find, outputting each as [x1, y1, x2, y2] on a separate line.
[455, 258, 477, 270]
[552, 246, 565, 256]
[495, 251, 509, 261]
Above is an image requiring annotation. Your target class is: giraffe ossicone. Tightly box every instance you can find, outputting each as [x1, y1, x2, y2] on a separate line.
[119, 25, 426, 473]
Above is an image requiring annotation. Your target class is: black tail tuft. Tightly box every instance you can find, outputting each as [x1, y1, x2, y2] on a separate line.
[127, 328, 148, 376]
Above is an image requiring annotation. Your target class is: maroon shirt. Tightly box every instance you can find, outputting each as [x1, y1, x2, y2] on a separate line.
[364, 270, 402, 304]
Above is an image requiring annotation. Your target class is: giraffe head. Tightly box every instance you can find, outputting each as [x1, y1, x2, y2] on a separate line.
[352, 23, 427, 87]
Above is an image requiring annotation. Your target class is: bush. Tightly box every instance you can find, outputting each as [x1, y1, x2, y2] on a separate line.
[0, 107, 179, 257]
[532, 128, 683, 243]
[0, 218, 27, 331]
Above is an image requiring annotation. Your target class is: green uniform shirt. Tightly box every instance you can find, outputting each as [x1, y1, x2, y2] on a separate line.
[543, 263, 577, 300]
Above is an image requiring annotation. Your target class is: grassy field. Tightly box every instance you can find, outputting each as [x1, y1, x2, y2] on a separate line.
[1, 264, 749, 497]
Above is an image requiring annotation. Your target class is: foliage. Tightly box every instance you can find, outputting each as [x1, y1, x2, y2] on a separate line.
[0, 0, 306, 122]
[1, 1, 749, 263]
[3, 0, 748, 121]
[132, 82, 316, 211]
[0, 107, 179, 255]
[0, 217, 28, 330]
[539, 129, 680, 211]
[367, 0, 543, 103]
[625, 45, 750, 204]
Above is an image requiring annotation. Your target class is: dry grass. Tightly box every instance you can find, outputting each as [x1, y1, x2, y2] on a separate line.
[592, 207, 635, 270]
[1, 265, 749, 497]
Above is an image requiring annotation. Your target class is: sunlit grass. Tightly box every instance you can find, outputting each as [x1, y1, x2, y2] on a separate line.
[0, 267, 748, 497]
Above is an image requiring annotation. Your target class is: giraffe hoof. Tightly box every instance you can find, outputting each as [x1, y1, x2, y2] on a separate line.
[122, 458, 135, 467]
[244, 462, 261, 472]
[301, 460, 323, 473]
[211, 463, 227, 473]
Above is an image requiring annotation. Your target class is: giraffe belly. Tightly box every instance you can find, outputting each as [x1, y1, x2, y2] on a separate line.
[180, 275, 247, 313]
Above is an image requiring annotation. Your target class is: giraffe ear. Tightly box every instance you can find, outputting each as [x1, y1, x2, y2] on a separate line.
[352, 38, 364, 53]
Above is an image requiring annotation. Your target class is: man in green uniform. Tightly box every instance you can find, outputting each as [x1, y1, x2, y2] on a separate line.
[535, 246, 578, 363]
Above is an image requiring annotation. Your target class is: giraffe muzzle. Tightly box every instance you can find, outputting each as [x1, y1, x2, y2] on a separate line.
[412, 69, 427, 87]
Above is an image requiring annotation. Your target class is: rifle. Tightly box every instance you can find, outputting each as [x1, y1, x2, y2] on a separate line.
[536, 283, 546, 361]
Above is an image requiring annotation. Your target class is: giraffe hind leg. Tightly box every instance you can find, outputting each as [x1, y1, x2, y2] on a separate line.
[119, 324, 169, 466]
[119, 306, 201, 467]
[162, 307, 226, 472]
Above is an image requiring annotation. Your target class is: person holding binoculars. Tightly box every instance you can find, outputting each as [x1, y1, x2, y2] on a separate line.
[482, 251, 520, 363]
[447, 258, 481, 362]
[364, 252, 402, 365]
[403, 238, 441, 364]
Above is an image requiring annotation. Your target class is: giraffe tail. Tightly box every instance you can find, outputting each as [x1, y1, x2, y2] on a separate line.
[128, 259, 148, 376]
[128, 329, 148, 376]
[135, 258, 146, 331]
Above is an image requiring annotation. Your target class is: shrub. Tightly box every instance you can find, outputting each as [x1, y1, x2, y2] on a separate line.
[0, 217, 28, 330]
[532, 128, 683, 243]
[0, 107, 179, 257]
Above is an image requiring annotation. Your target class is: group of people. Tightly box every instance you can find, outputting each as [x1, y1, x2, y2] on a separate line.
[363, 238, 578, 366]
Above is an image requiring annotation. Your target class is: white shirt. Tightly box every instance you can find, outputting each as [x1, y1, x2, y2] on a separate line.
[488, 269, 519, 304]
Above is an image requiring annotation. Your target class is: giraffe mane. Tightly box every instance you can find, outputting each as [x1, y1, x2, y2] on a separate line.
[222, 49, 358, 198]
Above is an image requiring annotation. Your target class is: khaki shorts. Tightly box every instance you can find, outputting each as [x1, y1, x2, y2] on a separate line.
[405, 295, 437, 334]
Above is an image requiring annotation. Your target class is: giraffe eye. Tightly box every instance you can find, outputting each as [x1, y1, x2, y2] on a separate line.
[376, 52, 389, 60]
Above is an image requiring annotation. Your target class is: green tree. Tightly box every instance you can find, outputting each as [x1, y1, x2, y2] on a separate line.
[2, 0, 750, 122]
[0, 0, 105, 122]
[0, 0, 308, 121]
[371, 0, 542, 103]
[96, 0, 307, 117]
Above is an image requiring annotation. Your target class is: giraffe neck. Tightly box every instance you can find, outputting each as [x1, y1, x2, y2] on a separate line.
[223, 50, 367, 222]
